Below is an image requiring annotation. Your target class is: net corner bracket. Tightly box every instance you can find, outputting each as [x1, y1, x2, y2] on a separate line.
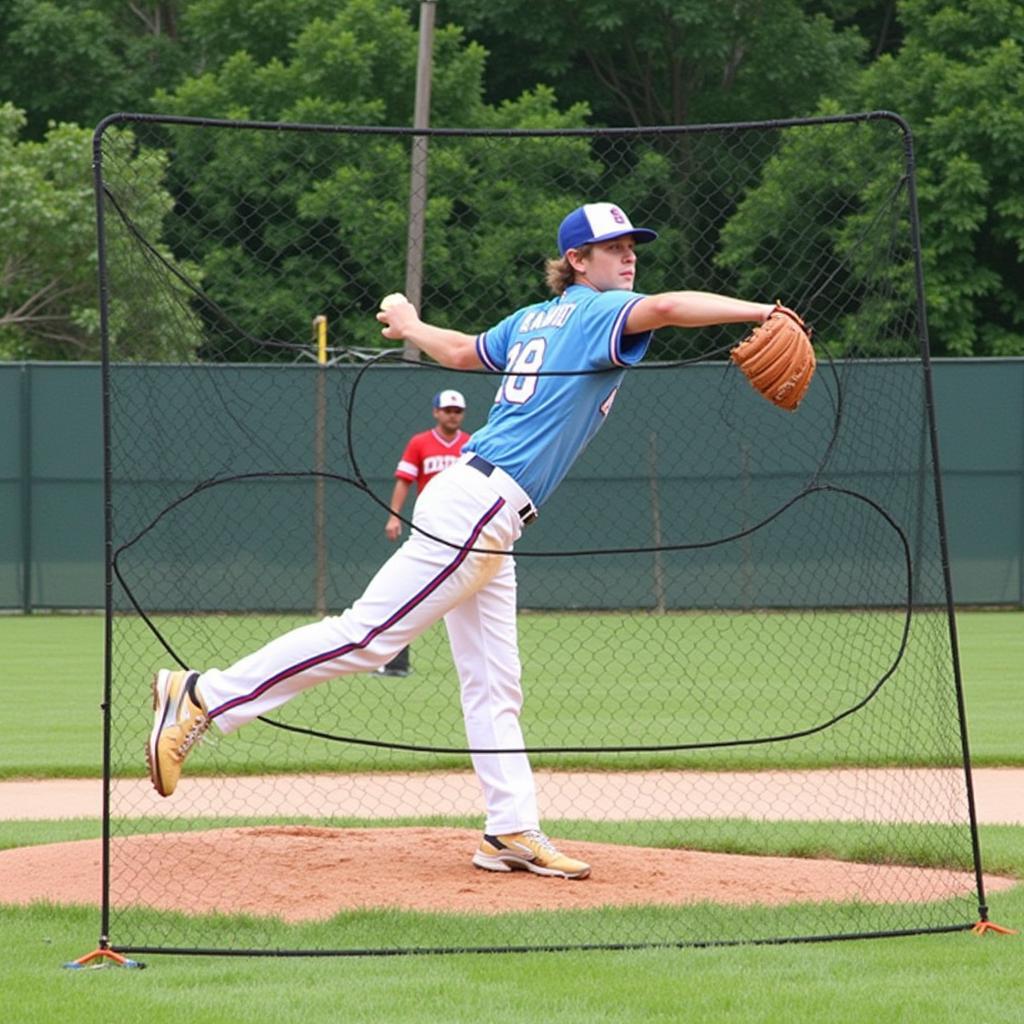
[63, 944, 147, 970]
[970, 920, 1018, 938]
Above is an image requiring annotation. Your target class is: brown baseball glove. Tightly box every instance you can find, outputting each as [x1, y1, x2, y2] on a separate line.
[730, 304, 815, 411]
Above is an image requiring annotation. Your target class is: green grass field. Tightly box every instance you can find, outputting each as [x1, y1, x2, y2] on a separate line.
[4, 609, 1022, 778]
[4, 896, 1020, 1024]
[1, 610, 1021, 1022]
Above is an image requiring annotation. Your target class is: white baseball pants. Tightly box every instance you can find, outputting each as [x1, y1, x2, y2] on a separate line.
[196, 458, 539, 835]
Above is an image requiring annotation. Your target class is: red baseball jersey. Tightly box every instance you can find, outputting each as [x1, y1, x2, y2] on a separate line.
[395, 428, 470, 493]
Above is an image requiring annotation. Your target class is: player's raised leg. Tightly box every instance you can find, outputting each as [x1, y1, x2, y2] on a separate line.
[145, 468, 517, 794]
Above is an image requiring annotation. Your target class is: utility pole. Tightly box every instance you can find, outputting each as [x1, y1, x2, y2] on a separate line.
[403, 0, 436, 360]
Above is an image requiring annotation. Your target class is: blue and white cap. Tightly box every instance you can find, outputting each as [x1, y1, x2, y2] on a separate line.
[557, 202, 658, 256]
[433, 388, 466, 409]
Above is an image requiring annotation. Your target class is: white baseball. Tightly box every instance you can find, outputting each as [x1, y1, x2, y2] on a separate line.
[379, 292, 408, 312]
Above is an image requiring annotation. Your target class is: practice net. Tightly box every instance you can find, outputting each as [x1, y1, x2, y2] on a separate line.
[94, 113, 990, 956]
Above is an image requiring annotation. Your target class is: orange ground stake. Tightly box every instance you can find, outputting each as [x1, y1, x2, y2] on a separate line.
[970, 920, 1018, 937]
[63, 947, 145, 969]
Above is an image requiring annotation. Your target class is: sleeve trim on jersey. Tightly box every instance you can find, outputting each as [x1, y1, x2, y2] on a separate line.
[476, 331, 502, 372]
[395, 460, 419, 480]
[608, 296, 648, 367]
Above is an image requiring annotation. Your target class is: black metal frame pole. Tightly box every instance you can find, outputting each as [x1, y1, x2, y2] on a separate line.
[91, 120, 116, 950]
[896, 115, 990, 918]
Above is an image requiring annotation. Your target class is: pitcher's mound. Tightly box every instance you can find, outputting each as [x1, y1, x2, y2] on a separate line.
[0, 826, 1010, 922]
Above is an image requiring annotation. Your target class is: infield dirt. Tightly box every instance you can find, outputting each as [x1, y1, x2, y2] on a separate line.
[0, 770, 1019, 918]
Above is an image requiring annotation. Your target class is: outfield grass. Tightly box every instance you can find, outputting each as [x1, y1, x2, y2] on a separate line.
[1, 609, 1021, 1022]
[3, 608, 1022, 778]
[3, 896, 1021, 1024]
[954, 610, 1024, 763]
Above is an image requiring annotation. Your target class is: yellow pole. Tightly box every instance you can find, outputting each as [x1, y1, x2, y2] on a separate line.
[313, 315, 328, 616]
[315, 314, 328, 365]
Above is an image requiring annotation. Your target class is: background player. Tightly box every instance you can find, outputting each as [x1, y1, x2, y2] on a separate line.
[379, 388, 470, 676]
[149, 201, 785, 881]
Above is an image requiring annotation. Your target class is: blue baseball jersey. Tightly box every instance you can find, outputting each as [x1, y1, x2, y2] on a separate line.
[463, 284, 653, 506]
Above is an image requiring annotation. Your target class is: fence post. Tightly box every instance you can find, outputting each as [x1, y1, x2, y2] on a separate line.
[19, 364, 32, 614]
[313, 315, 328, 617]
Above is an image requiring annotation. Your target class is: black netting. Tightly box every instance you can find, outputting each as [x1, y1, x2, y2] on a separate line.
[96, 113, 984, 955]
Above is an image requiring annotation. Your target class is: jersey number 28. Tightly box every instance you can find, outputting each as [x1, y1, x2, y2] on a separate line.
[500, 338, 547, 404]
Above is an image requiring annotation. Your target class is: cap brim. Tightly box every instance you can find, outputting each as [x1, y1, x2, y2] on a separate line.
[580, 227, 659, 247]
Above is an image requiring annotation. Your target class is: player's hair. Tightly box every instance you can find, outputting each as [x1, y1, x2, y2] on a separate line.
[545, 244, 593, 294]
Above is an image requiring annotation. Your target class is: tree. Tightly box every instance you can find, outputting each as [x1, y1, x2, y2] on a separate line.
[428, 0, 885, 337]
[138, 0, 598, 358]
[444, 0, 875, 127]
[0, 103, 201, 361]
[853, 0, 1024, 355]
[177, 0, 342, 70]
[800, 1, 905, 60]
[0, 0, 189, 139]
[717, 0, 1024, 356]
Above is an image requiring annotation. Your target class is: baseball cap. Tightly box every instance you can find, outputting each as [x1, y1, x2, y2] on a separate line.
[433, 389, 466, 410]
[557, 202, 658, 256]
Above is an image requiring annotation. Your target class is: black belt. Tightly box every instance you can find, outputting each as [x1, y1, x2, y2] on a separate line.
[466, 454, 538, 526]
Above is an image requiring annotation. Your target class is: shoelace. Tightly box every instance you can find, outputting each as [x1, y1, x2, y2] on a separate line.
[174, 716, 209, 762]
[521, 828, 558, 854]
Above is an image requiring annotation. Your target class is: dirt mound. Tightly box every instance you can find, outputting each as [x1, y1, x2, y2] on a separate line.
[0, 826, 1011, 921]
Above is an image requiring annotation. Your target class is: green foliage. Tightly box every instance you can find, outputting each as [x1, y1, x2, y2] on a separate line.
[0, 104, 201, 360]
[178, 0, 342, 69]
[143, 0, 593, 355]
[718, 0, 1024, 356]
[851, 0, 1024, 355]
[0, 0, 187, 138]
[158, 0, 491, 126]
[1, 1, 1020, 359]
[449, 0, 871, 126]
[717, 108, 914, 357]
